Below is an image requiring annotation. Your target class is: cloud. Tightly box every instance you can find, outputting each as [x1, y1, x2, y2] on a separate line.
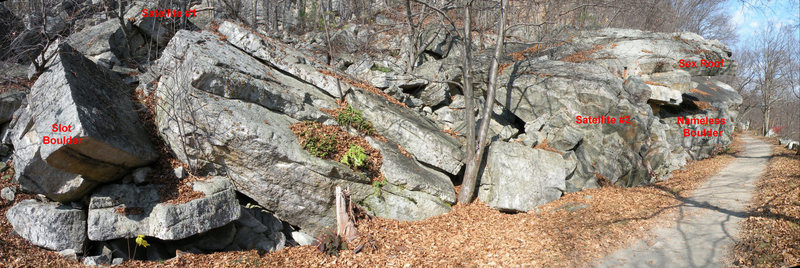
[749, 21, 760, 28]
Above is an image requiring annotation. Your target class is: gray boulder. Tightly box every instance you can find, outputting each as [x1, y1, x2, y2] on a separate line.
[65, 19, 141, 69]
[214, 21, 351, 99]
[478, 142, 577, 212]
[366, 137, 456, 204]
[150, 30, 455, 235]
[9, 41, 157, 201]
[87, 177, 241, 241]
[0, 91, 26, 124]
[226, 207, 286, 252]
[347, 88, 464, 175]
[6, 199, 87, 253]
[145, 28, 335, 122]
[1, 186, 15, 201]
[124, 1, 173, 44]
[419, 82, 451, 107]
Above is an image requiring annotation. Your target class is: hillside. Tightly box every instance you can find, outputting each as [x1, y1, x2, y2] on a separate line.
[3, 0, 793, 267]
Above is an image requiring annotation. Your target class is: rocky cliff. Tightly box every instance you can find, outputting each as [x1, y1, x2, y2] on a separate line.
[0, 3, 740, 262]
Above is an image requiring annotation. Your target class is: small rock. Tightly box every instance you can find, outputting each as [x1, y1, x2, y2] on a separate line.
[173, 166, 186, 179]
[584, 195, 593, 200]
[422, 106, 432, 114]
[83, 255, 111, 266]
[132, 167, 152, 184]
[111, 258, 123, 266]
[58, 249, 78, 261]
[1, 187, 15, 201]
[291, 231, 316, 246]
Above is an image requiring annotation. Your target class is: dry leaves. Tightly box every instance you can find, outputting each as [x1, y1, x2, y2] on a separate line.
[733, 140, 800, 267]
[1, 134, 750, 267]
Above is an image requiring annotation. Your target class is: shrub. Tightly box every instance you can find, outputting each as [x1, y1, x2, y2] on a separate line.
[336, 105, 375, 135]
[370, 64, 392, 73]
[296, 122, 338, 158]
[340, 145, 368, 169]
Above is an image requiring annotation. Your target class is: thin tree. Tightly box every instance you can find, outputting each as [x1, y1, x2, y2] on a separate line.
[753, 26, 790, 136]
[458, 0, 507, 204]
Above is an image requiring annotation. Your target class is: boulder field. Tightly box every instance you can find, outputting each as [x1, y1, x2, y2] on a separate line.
[0, 9, 740, 262]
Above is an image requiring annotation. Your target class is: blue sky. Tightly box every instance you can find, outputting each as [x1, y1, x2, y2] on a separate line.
[726, 0, 799, 51]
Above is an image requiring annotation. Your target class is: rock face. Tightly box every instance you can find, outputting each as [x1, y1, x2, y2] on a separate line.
[6, 199, 87, 253]
[148, 29, 456, 235]
[87, 177, 240, 241]
[0, 91, 26, 124]
[9, 41, 158, 201]
[65, 19, 138, 69]
[478, 142, 577, 212]
[347, 89, 464, 175]
[462, 28, 742, 192]
[214, 21, 351, 99]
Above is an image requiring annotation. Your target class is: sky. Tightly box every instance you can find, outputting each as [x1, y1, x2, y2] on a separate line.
[726, 0, 799, 51]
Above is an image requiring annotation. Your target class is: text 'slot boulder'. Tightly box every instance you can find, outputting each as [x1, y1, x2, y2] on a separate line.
[9, 41, 158, 202]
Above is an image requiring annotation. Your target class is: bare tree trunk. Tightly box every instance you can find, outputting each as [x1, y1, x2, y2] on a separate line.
[458, 0, 507, 204]
[335, 186, 358, 242]
[457, 0, 476, 204]
[117, 0, 132, 59]
[405, 0, 417, 73]
[763, 106, 771, 136]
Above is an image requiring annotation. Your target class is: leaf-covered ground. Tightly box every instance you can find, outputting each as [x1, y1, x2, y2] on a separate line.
[732, 138, 800, 267]
[0, 135, 749, 267]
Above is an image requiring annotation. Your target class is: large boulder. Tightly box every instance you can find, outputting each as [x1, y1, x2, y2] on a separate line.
[87, 177, 240, 241]
[478, 142, 577, 212]
[366, 137, 456, 204]
[465, 27, 743, 194]
[557, 28, 736, 77]
[347, 88, 464, 175]
[214, 21, 351, 98]
[149, 30, 454, 235]
[9, 41, 157, 201]
[0, 91, 26, 124]
[6, 199, 87, 253]
[66, 19, 142, 69]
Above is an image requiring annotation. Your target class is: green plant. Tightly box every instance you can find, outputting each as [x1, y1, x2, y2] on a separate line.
[298, 122, 338, 158]
[336, 106, 375, 135]
[315, 229, 345, 256]
[340, 145, 368, 169]
[129, 234, 149, 259]
[370, 64, 392, 73]
[372, 179, 386, 197]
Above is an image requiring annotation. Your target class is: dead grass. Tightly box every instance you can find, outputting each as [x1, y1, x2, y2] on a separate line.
[534, 138, 563, 155]
[643, 80, 668, 87]
[508, 42, 565, 61]
[641, 49, 653, 53]
[732, 141, 800, 267]
[561, 44, 604, 63]
[317, 70, 406, 108]
[689, 88, 712, 96]
[442, 128, 460, 138]
[691, 100, 715, 111]
[290, 121, 383, 183]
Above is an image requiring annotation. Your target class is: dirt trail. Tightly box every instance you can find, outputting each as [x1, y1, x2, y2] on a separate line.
[595, 136, 770, 268]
